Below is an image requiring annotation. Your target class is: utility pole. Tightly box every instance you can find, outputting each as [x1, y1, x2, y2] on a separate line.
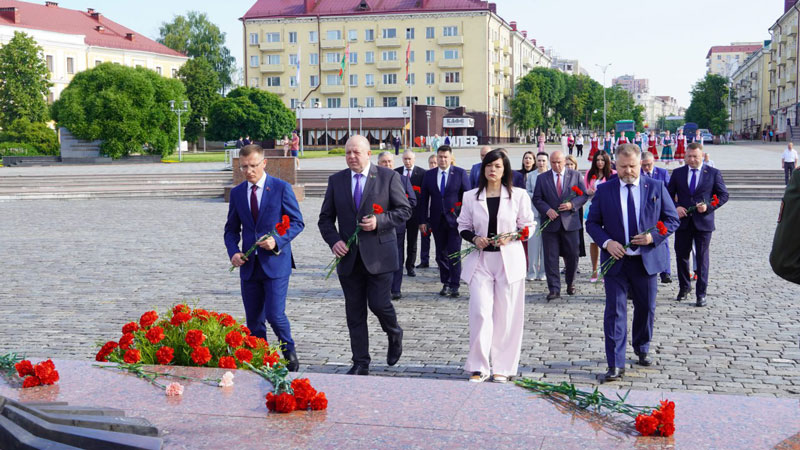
[595, 63, 611, 132]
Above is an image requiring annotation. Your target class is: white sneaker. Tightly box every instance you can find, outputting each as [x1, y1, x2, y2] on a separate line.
[469, 372, 490, 383]
[492, 374, 509, 383]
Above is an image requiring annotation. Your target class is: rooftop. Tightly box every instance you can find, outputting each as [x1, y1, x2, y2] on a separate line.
[706, 44, 762, 59]
[241, 0, 493, 20]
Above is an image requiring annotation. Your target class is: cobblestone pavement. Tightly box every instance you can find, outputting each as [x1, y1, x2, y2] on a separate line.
[1, 196, 798, 398]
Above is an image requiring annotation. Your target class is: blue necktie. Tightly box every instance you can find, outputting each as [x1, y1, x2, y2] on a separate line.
[353, 173, 363, 209]
[440, 171, 446, 210]
[689, 169, 698, 196]
[627, 184, 638, 251]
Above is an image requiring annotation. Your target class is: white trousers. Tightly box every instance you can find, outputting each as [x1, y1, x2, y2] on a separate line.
[464, 251, 525, 376]
[526, 232, 545, 279]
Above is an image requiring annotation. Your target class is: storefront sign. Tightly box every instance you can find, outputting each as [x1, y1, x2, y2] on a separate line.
[443, 117, 474, 128]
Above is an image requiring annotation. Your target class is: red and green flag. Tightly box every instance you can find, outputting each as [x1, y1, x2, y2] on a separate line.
[405, 41, 411, 82]
[339, 44, 349, 80]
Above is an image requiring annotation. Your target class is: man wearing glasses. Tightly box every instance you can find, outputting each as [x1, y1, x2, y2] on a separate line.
[225, 144, 305, 371]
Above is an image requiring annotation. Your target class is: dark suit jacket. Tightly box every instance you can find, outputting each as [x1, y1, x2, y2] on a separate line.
[667, 164, 729, 232]
[395, 165, 425, 222]
[586, 178, 680, 276]
[642, 167, 670, 185]
[224, 175, 305, 280]
[397, 174, 417, 233]
[417, 165, 471, 230]
[771, 169, 800, 284]
[532, 168, 588, 232]
[318, 164, 412, 276]
[469, 162, 524, 188]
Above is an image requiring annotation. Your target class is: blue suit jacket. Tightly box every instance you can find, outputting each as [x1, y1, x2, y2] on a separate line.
[224, 175, 304, 280]
[418, 165, 471, 230]
[642, 167, 670, 184]
[586, 177, 680, 276]
[470, 162, 524, 188]
[667, 164, 729, 232]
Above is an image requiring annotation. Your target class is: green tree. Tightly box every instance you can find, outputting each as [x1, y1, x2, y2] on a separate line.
[509, 90, 542, 137]
[0, 31, 52, 128]
[178, 57, 221, 146]
[158, 12, 236, 93]
[51, 63, 187, 159]
[0, 118, 59, 155]
[206, 86, 295, 142]
[685, 73, 730, 135]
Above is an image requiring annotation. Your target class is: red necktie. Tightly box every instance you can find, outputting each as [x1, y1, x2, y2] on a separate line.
[250, 185, 259, 223]
[556, 173, 562, 197]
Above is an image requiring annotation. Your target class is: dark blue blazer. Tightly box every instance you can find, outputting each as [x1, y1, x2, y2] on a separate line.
[469, 162, 523, 188]
[395, 165, 425, 222]
[397, 175, 417, 233]
[532, 168, 588, 232]
[642, 166, 670, 184]
[586, 177, 680, 276]
[667, 164, 729, 232]
[224, 175, 304, 280]
[418, 165, 471, 230]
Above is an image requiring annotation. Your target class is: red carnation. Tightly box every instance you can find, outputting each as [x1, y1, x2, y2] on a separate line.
[22, 376, 41, 388]
[15, 360, 34, 377]
[192, 308, 210, 321]
[710, 194, 720, 208]
[139, 311, 158, 329]
[656, 221, 668, 236]
[118, 333, 135, 350]
[263, 352, 280, 368]
[218, 356, 237, 369]
[310, 392, 328, 411]
[275, 392, 296, 413]
[170, 312, 192, 326]
[155, 346, 174, 365]
[122, 322, 139, 334]
[265, 392, 277, 412]
[276, 223, 288, 236]
[571, 186, 584, 196]
[234, 348, 253, 363]
[635, 414, 659, 436]
[225, 330, 244, 348]
[450, 208, 455, 213]
[244, 336, 259, 349]
[190, 346, 212, 365]
[412, 185, 421, 193]
[454, 202, 462, 207]
[591, 175, 597, 180]
[519, 226, 530, 241]
[95, 341, 118, 362]
[172, 304, 190, 315]
[145, 326, 165, 344]
[281, 214, 290, 227]
[372, 203, 384, 215]
[291, 378, 317, 410]
[218, 313, 236, 327]
[185, 329, 206, 348]
[123, 349, 141, 364]
[35, 360, 59, 385]
[240, 325, 251, 336]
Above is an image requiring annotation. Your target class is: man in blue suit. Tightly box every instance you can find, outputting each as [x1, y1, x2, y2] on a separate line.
[587, 144, 680, 382]
[470, 146, 524, 188]
[667, 143, 729, 307]
[225, 144, 305, 371]
[641, 151, 673, 284]
[418, 145, 471, 297]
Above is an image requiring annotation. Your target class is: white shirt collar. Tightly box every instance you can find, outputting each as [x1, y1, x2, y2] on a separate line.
[688, 163, 703, 172]
[621, 176, 641, 188]
[248, 172, 267, 190]
[351, 162, 371, 178]
[439, 165, 450, 175]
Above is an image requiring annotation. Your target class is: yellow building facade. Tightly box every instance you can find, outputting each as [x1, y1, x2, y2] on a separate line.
[769, 5, 800, 135]
[731, 45, 772, 138]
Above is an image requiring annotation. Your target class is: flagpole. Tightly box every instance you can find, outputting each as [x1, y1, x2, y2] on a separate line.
[347, 44, 352, 137]
[297, 45, 304, 156]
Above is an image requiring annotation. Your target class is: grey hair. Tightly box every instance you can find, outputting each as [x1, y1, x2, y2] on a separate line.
[615, 143, 641, 159]
[377, 151, 393, 159]
[641, 151, 654, 161]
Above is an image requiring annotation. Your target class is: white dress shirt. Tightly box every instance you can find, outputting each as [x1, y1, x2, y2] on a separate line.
[602, 177, 642, 256]
[782, 148, 799, 163]
[438, 166, 450, 191]
[551, 169, 566, 196]
[686, 163, 704, 187]
[403, 166, 414, 178]
[247, 172, 267, 214]
[351, 162, 371, 197]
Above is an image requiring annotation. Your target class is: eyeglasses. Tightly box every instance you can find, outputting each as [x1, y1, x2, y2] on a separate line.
[240, 160, 264, 171]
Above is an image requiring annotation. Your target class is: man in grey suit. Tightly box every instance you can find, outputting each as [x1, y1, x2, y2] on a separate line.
[318, 136, 412, 375]
[533, 150, 588, 300]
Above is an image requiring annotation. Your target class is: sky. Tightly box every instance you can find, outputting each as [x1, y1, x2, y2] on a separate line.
[51, 0, 782, 107]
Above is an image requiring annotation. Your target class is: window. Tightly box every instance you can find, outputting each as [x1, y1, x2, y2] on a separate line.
[426, 27, 434, 39]
[404, 96, 417, 106]
[45, 55, 53, 72]
[445, 72, 460, 83]
[350, 74, 358, 86]
[156, 66, 162, 75]
[290, 99, 300, 109]
[172, 68, 178, 78]
[348, 30, 358, 41]
[249, 33, 259, 45]
[326, 52, 340, 63]
[266, 76, 281, 86]
[383, 73, 397, 84]
[265, 32, 280, 43]
[365, 97, 375, 107]
[443, 26, 458, 37]
[444, 49, 459, 59]
[309, 53, 319, 65]
[289, 54, 298, 66]
[250, 77, 259, 87]
[266, 54, 281, 64]
[426, 73, 434, 85]
[426, 96, 435, 105]
[406, 27, 415, 39]
[409, 50, 415, 63]
[425, 50, 434, 62]
[382, 28, 396, 39]
[250, 55, 259, 67]
[382, 51, 397, 61]
[365, 29, 374, 41]
[350, 97, 358, 108]
[350, 52, 358, 64]
[66, 57, 74, 74]
[289, 32, 297, 43]
[407, 73, 415, 85]
[445, 95, 460, 108]
[326, 74, 341, 85]
[365, 51, 375, 63]
[311, 98, 320, 107]
[310, 75, 319, 87]
[328, 98, 341, 108]
[365, 74, 375, 86]
[95, 59, 102, 67]
[383, 97, 398, 107]
[309, 31, 318, 43]
[326, 30, 342, 40]
[290, 76, 297, 87]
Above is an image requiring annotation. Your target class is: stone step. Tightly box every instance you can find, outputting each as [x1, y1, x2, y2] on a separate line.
[0, 186, 224, 201]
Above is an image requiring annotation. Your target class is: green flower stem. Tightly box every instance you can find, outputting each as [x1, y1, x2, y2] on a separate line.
[0, 352, 24, 376]
[597, 225, 661, 279]
[515, 379, 655, 419]
[94, 363, 167, 390]
[243, 361, 293, 395]
[230, 232, 277, 272]
[449, 229, 526, 263]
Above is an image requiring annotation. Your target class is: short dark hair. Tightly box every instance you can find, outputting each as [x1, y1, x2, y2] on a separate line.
[437, 145, 452, 154]
[536, 151, 548, 158]
[475, 149, 513, 199]
[687, 142, 703, 151]
[239, 144, 264, 158]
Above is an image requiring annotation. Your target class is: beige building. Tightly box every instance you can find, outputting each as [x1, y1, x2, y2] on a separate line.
[731, 44, 771, 138]
[0, 1, 188, 102]
[241, 0, 551, 145]
[769, 1, 800, 136]
[706, 42, 762, 77]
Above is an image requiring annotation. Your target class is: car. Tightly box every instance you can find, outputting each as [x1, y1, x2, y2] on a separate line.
[698, 129, 713, 144]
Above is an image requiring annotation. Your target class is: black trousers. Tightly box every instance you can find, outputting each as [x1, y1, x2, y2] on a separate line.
[784, 162, 796, 185]
[542, 229, 580, 293]
[576, 144, 583, 157]
[338, 252, 402, 366]
[675, 222, 712, 298]
[404, 219, 419, 272]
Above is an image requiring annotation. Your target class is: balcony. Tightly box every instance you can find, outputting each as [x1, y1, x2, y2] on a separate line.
[320, 84, 345, 94]
[265, 86, 285, 95]
[259, 42, 284, 52]
[493, 40, 501, 50]
[320, 39, 345, 49]
[788, 46, 797, 60]
[438, 58, 463, 69]
[779, 77, 787, 87]
[493, 62, 501, 72]
[260, 64, 284, 73]
[788, 25, 798, 36]
[321, 62, 341, 71]
[377, 83, 403, 93]
[376, 37, 401, 47]
[493, 85, 502, 95]
[437, 35, 463, 46]
[503, 66, 512, 76]
[377, 59, 402, 70]
[438, 82, 464, 92]
[789, 71, 797, 83]
[503, 45, 510, 55]
[503, 87, 511, 97]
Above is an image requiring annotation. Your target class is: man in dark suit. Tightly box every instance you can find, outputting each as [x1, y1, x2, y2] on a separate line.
[771, 169, 800, 283]
[417, 154, 438, 269]
[586, 144, 680, 382]
[395, 150, 426, 277]
[380, 151, 417, 299]
[418, 145, 471, 297]
[225, 144, 305, 371]
[533, 150, 588, 300]
[470, 146, 524, 188]
[318, 136, 411, 375]
[641, 151, 673, 284]
[667, 143, 729, 307]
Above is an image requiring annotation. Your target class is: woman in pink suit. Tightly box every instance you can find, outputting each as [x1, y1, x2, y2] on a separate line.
[457, 149, 536, 383]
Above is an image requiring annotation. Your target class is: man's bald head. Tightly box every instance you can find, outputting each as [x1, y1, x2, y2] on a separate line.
[480, 145, 492, 160]
[550, 151, 565, 173]
[345, 135, 371, 173]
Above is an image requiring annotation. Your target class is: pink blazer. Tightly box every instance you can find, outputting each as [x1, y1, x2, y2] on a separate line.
[456, 187, 536, 284]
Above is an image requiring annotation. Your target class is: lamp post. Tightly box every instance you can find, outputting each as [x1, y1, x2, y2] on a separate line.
[595, 63, 611, 132]
[199, 116, 208, 153]
[358, 106, 364, 136]
[402, 108, 409, 150]
[324, 114, 332, 152]
[169, 99, 189, 161]
[296, 101, 305, 156]
[425, 110, 431, 150]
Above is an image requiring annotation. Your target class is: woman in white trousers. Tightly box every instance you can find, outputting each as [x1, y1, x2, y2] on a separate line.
[457, 149, 535, 383]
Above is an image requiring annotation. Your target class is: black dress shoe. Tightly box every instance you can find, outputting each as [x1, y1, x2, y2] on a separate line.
[387, 330, 403, 366]
[676, 287, 692, 301]
[439, 286, 448, 296]
[566, 285, 576, 295]
[602, 367, 625, 382]
[346, 364, 369, 375]
[634, 352, 652, 367]
[407, 269, 416, 277]
[546, 291, 561, 302]
[660, 273, 673, 284]
[391, 292, 402, 300]
[696, 296, 707, 307]
[448, 288, 460, 298]
[284, 351, 299, 372]
[416, 263, 430, 268]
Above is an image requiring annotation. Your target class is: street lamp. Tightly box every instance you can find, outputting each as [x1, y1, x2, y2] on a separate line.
[595, 63, 611, 132]
[425, 110, 431, 150]
[402, 108, 409, 150]
[358, 106, 364, 136]
[296, 101, 305, 156]
[199, 116, 208, 153]
[324, 114, 332, 152]
[169, 99, 189, 161]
